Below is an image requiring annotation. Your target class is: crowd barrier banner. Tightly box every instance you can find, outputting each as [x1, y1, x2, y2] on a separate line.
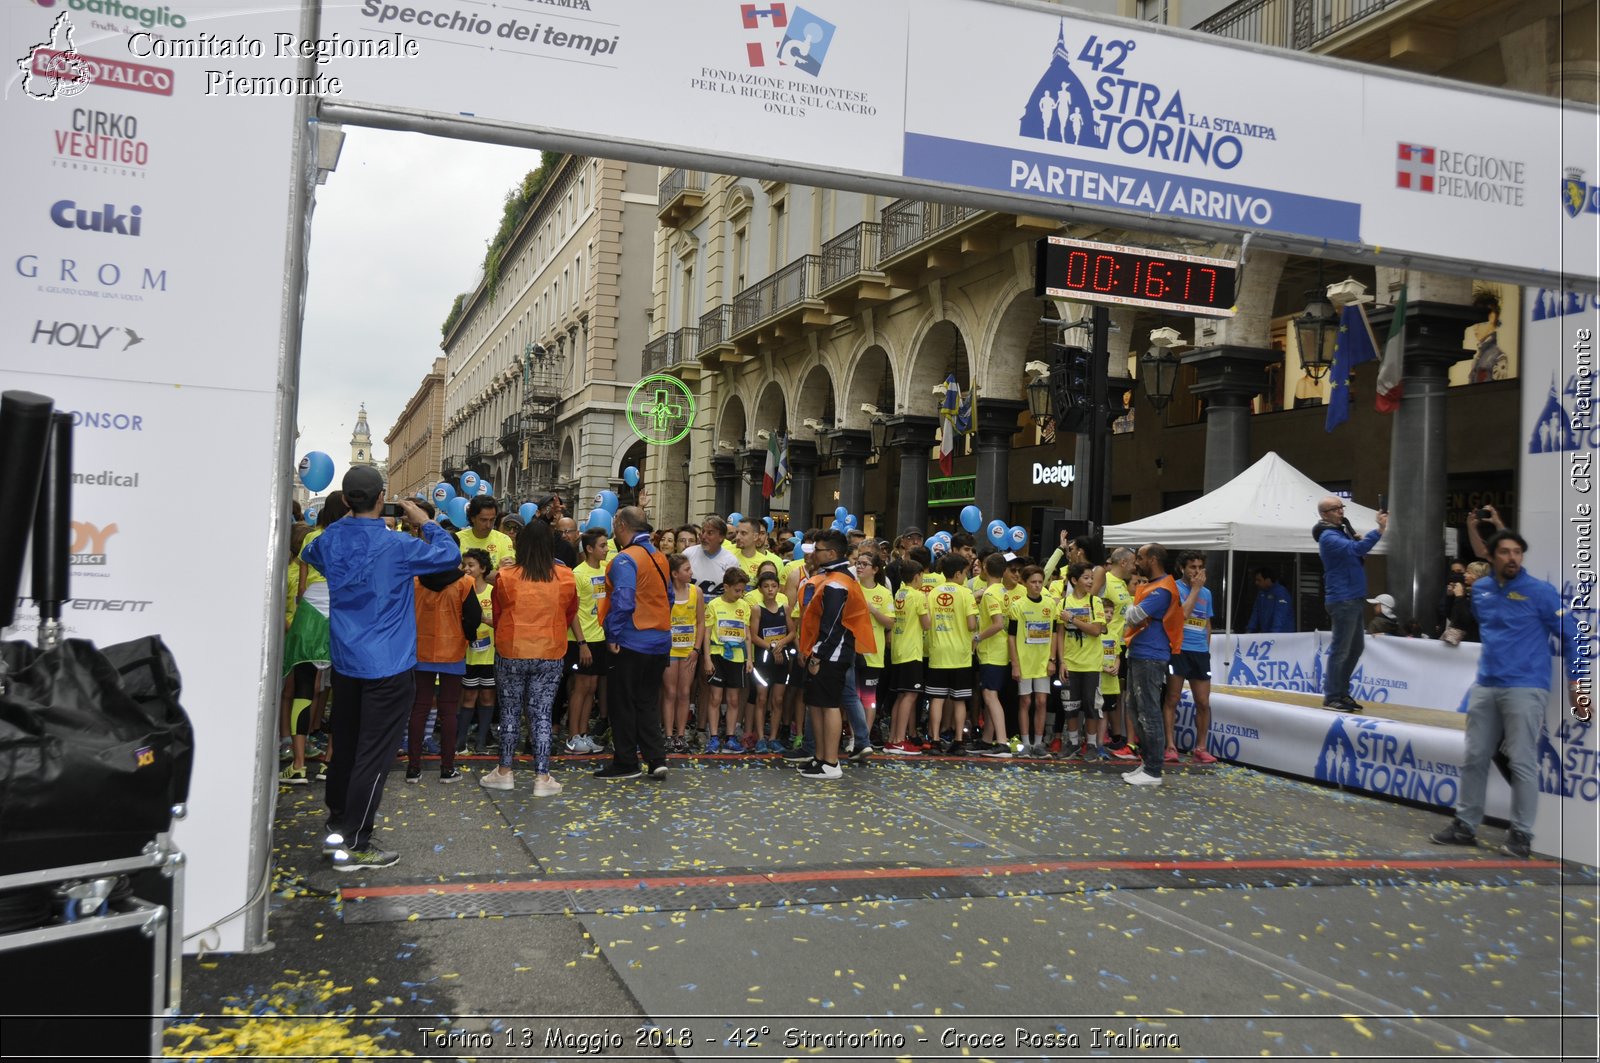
[2, 0, 299, 950]
[1211, 632, 1480, 713]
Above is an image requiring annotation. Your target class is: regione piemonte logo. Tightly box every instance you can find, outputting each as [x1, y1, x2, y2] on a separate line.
[15, 12, 93, 100]
[1396, 143, 1436, 192]
[740, 3, 836, 76]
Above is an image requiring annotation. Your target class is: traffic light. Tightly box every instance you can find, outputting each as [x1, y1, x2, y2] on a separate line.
[1050, 343, 1094, 432]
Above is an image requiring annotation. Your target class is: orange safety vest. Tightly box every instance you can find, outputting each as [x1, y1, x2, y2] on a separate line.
[600, 543, 673, 632]
[1124, 574, 1185, 654]
[799, 568, 878, 656]
[492, 564, 578, 659]
[414, 573, 476, 665]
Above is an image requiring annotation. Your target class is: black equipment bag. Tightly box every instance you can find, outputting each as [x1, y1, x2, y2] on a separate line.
[0, 636, 194, 874]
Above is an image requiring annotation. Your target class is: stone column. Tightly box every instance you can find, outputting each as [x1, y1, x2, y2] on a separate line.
[1070, 305, 1137, 520]
[786, 440, 819, 531]
[973, 399, 1027, 525]
[884, 414, 939, 535]
[711, 454, 738, 518]
[740, 447, 767, 520]
[1371, 299, 1479, 623]
[830, 429, 873, 522]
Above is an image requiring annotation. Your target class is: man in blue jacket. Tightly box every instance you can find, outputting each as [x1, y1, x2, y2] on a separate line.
[596, 506, 674, 781]
[302, 466, 462, 872]
[1429, 530, 1587, 858]
[1244, 566, 1294, 634]
[1314, 497, 1387, 712]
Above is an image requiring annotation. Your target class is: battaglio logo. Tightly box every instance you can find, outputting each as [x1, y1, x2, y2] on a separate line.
[1315, 717, 1459, 807]
[33, 0, 188, 30]
[1018, 20, 1271, 172]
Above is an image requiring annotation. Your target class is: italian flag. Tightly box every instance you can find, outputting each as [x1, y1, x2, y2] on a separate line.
[1374, 286, 1408, 413]
[762, 431, 781, 498]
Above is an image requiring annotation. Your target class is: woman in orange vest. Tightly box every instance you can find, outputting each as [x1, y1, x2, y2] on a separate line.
[407, 565, 483, 783]
[480, 520, 579, 797]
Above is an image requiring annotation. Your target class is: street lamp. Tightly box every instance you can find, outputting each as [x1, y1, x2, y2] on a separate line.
[1293, 287, 1340, 380]
[862, 404, 888, 453]
[1140, 327, 1183, 411]
[1025, 360, 1053, 423]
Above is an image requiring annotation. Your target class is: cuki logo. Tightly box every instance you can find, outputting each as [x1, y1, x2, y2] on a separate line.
[51, 199, 142, 236]
[70, 520, 118, 566]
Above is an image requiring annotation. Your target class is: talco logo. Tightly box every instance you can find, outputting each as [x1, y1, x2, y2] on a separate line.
[1314, 717, 1459, 807]
[739, 4, 836, 76]
[1563, 167, 1600, 219]
[1538, 719, 1598, 803]
[69, 520, 118, 565]
[32, 0, 188, 31]
[15, 11, 92, 100]
[15, 253, 170, 300]
[32, 320, 144, 350]
[30, 47, 174, 97]
[1395, 140, 1526, 207]
[1031, 460, 1075, 487]
[52, 200, 143, 236]
[55, 108, 150, 174]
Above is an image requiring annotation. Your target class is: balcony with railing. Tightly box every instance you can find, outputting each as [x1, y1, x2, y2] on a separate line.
[875, 198, 996, 285]
[730, 254, 830, 352]
[643, 327, 702, 379]
[465, 436, 497, 466]
[816, 221, 895, 314]
[697, 304, 738, 367]
[658, 168, 709, 226]
[1194, 0, 1408, 52]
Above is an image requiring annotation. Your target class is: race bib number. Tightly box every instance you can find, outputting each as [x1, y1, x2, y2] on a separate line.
[671, 624, 695, 649]
[591, 575, 607, 600]
[1024, 620, 1052, 645]
[1101, 638, 1120, 673]
[761, 625, 786, 639]
[717, 618, 745, 641]
[470, 637, 491, 652]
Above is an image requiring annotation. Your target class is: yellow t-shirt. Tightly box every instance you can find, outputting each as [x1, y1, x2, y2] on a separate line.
[467, 584, 495, 666]
[670, 584, 701, 660]
[890, 584, 928, 665]
[920, 572, 941, 592]
[1102, 572, 1134, 641]
[1059, 592, 1106, 672]
[1009, 594, 1056, 679]
[925, 582, 977, 670]
[706, 596, 753, 664]
[976, 582, 1011, 666]
[736, 549, 783, 582]
[860, 584, 893, 669]
[571, 561, 608, 643]
[457, 527, 515, 569]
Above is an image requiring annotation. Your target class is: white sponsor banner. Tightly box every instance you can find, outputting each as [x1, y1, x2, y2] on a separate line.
[901, 0, 1592, 281]
[1519, 285, 1599, 865]
[1194, 692, 1511, 823]
[2, 1, 297, 950]
[1212, 632, 1480, 714]
[318, 0, 910, 177]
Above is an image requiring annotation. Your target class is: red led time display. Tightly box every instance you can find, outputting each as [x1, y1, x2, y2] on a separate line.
[1034, 236, 1238, 317]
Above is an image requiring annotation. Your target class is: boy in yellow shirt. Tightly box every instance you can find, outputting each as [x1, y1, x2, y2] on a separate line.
[973, 552, 1015, 757]
[884, 558, 931, 754]
[704, 567, 754, 753]
[925, 553, 978, 754]
[1054, 562, 1107, 760]
[1009, 565, 1058, 757]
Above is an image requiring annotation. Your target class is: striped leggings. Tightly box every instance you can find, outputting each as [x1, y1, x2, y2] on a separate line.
[496, 656, 563, 774]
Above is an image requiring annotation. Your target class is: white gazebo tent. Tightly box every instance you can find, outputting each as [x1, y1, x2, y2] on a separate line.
[1102, 452, 1389, 628]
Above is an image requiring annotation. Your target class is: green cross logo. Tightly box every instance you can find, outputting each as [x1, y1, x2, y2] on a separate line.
[627, 374, 696, 446]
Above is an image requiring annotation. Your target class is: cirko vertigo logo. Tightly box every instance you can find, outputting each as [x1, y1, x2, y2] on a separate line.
[16, 12, 93, 99]
[55, 109, 150, 175]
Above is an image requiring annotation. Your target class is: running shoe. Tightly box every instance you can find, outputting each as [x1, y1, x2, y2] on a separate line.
[1191, 749, 1219, 765]
[706, 736, 722, 754]
[799, 760, 843, 780]
[1162, 747, 1181, 764]
[279, 765, 307, 786]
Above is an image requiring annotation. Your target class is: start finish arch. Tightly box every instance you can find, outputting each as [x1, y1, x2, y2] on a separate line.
[2, 0, 1593, 952]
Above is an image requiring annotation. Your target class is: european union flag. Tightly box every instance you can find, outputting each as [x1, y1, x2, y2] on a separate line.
[1324, 304, 1379, 432]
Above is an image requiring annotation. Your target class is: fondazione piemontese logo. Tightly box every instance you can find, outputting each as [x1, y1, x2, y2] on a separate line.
[689, 4, 875, 119]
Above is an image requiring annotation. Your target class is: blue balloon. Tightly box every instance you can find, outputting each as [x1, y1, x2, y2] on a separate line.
[763, 516, 775, 534]
[478, 481, 493, 498]
[959, 505, 983, 534]
[447, 496, 470, 527]
[414, 491, 426, 500]
[986, 520, 1008, 549]
[728, 511, 743, 527]
[844, 514, 857, 528]
[793, 541, 805, 560]
[297, 451, 334, 493]
[623, 466, 640, 488]
[519, 502, 536, 524]
[588, 507, 614, 534]
[304, 506, 319, 526]
[459, 470, 480, 496]
[1009, 525, 1029, 550]
[835, 506, 848, 520]
[432, 482, 457, 506]
[598, 489, 619, 515]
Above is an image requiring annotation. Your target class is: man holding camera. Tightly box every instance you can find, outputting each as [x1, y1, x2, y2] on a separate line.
[302, 466, 462, 871]
[1314, 496, 1387, 712]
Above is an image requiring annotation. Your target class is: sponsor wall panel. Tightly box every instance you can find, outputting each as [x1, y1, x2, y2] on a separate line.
[3, 0, 299, 949]
[1520, 286, 1599, 865]
[317, 0, 909, 177]
[1212, 632, 1480, 714]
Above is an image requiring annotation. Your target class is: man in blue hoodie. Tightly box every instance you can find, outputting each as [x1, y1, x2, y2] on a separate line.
[301, 465, 462, 872]
[1429, 530, 1587, 858]
[1314, 496, 1387, 712]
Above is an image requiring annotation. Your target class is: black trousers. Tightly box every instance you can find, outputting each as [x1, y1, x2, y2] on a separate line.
[606, 646, 667, 770]
[326, 668, 413, 850]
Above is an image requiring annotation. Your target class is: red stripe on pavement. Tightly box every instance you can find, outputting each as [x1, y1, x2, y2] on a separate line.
[340, 856, 1558, 900]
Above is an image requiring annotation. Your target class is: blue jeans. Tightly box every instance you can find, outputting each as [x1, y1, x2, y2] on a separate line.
[1324, 599, 1366, 702]
[1127, 658, 1169, 777]
[1456, 685, 1547, 837]
[800, 661, 864, 755]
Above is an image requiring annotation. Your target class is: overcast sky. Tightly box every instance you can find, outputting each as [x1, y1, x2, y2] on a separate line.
[296, 127, 537, 480]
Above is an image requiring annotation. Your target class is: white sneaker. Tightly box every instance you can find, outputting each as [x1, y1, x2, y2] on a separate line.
[565, 736, 585, 754]
[532, 776, 563, 797]
[1122, 766, 1162, 787]
[479, 769, 513, 791]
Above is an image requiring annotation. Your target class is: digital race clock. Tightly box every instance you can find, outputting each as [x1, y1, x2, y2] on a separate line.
[1034, 236, 1238, 317]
